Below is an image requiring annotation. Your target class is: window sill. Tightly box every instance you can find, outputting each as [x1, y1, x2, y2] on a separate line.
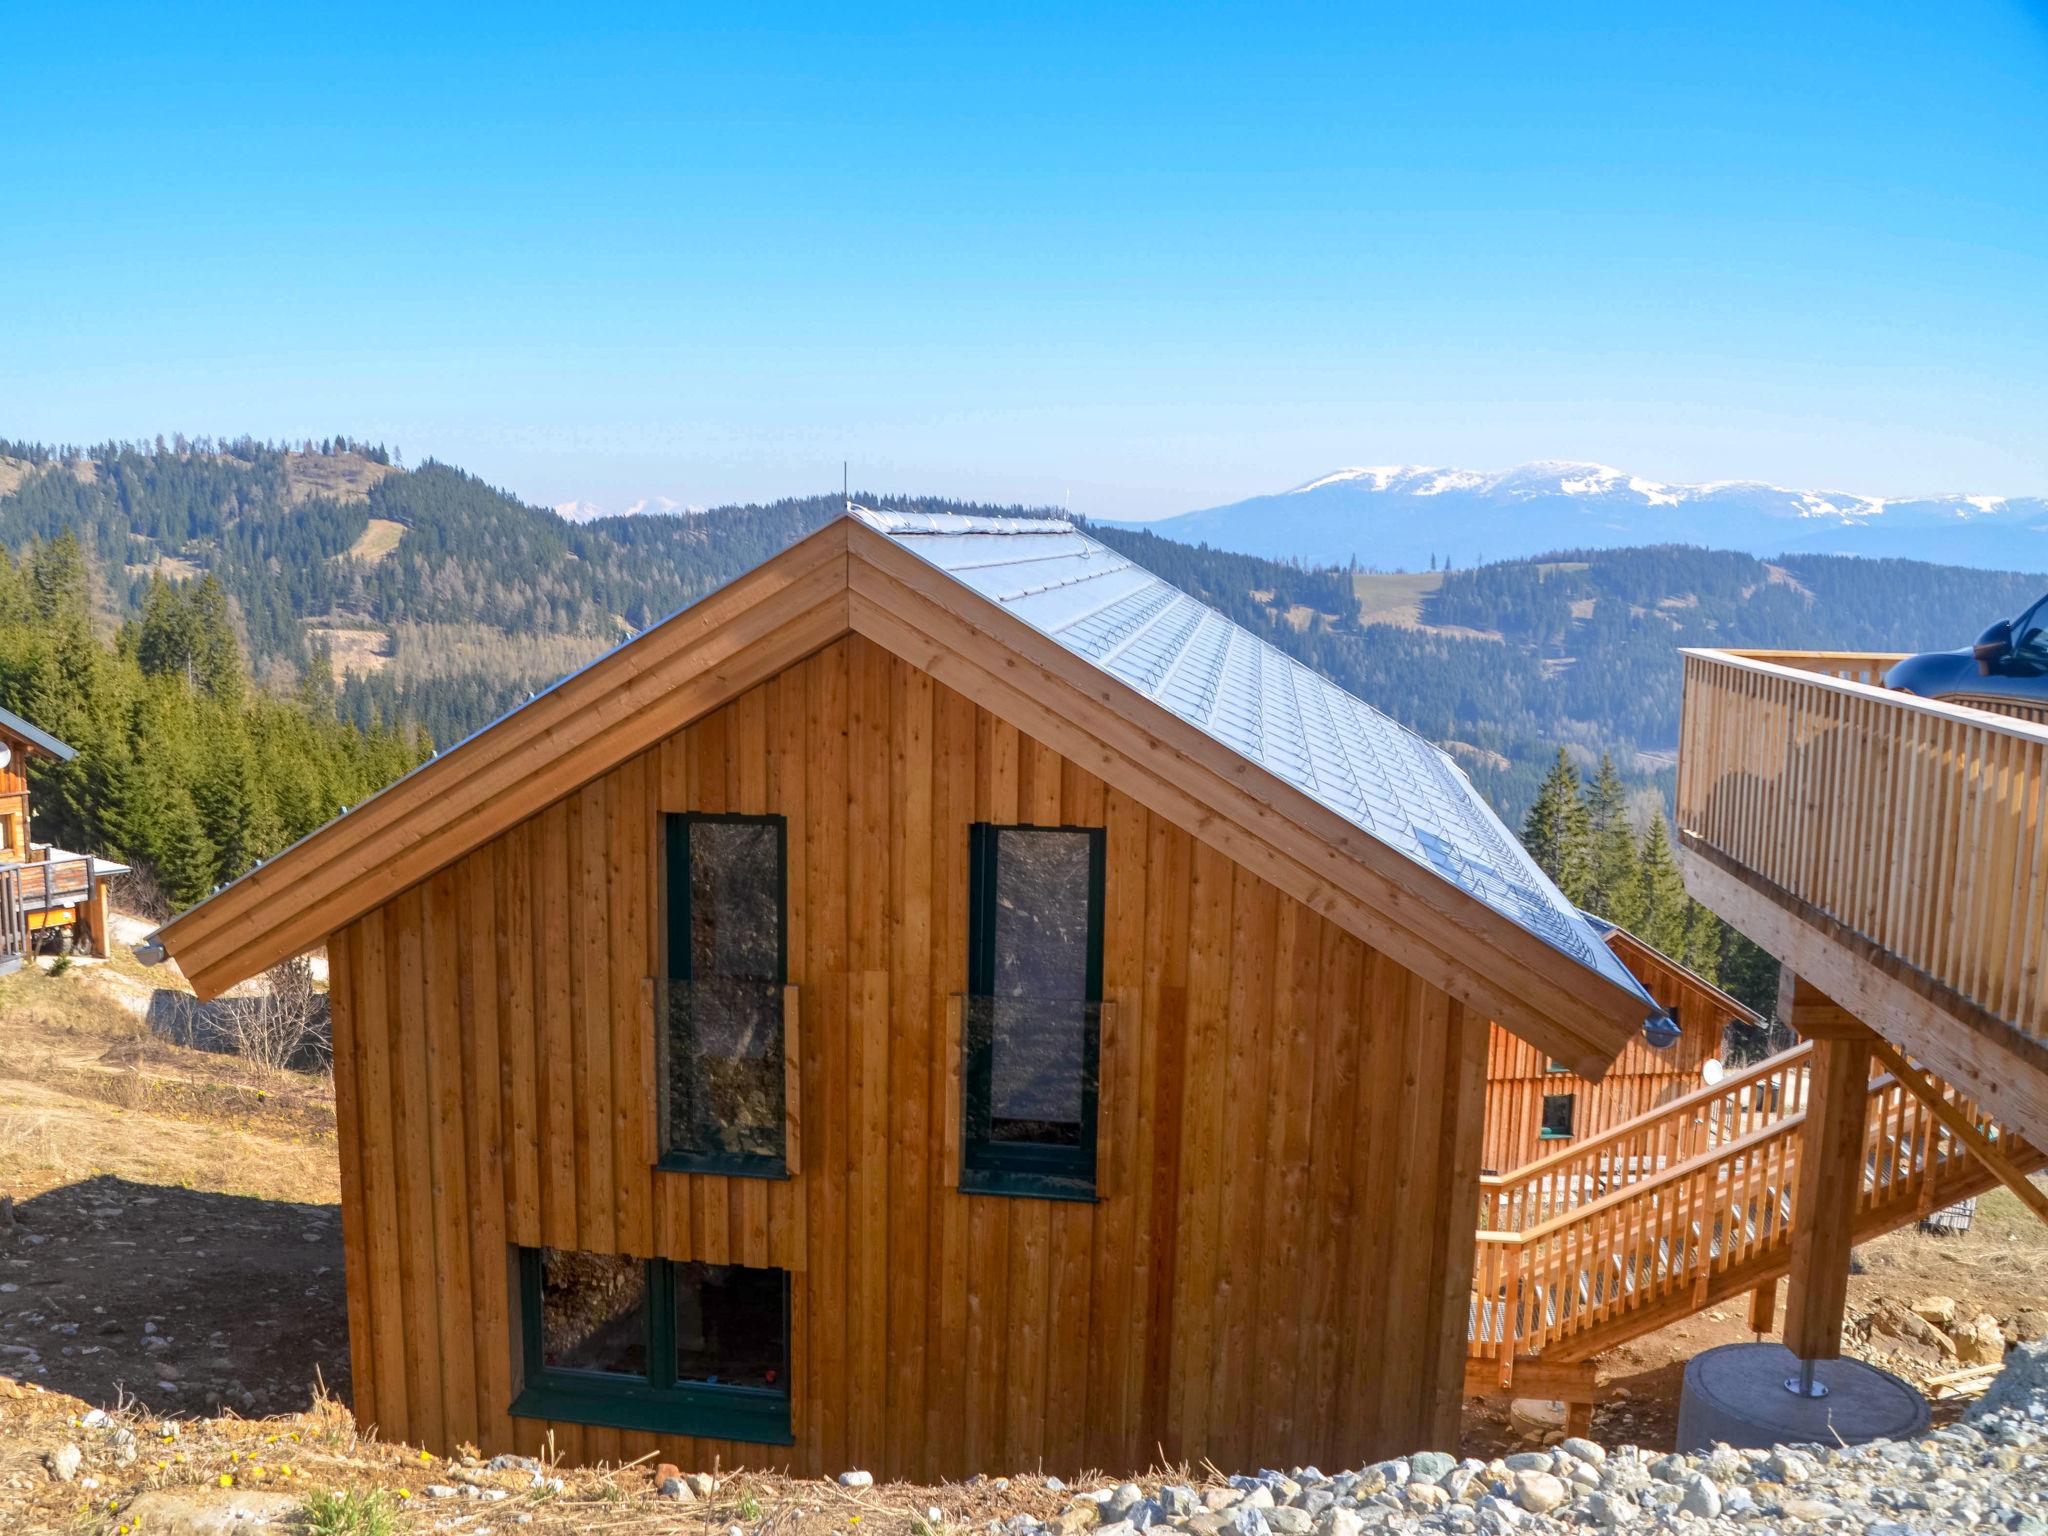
[1537, 1132, 1574, 1142]
[655, 1153, 789, 1181]
[510, 1381, 793, 1445]
[959, 1167, 1098, 1204]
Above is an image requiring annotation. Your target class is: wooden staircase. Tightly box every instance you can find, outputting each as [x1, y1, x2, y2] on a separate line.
[1466, 1041, 2047, 1394]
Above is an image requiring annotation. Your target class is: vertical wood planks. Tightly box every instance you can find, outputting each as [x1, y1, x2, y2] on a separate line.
[330, 634, 1507, 1479]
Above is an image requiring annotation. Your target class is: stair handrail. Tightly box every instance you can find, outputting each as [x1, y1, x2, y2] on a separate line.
[1480, 1041, 1814, 1229]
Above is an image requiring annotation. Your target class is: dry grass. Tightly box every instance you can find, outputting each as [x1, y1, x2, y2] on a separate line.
[285, 452, 399, 506]
[0, 1382, 1116, 1536]
[0, 959, 338, 1206]
[1349, 570, 1443, 628]
[342, 518, 407, 564]
[306, 625, 394, 678]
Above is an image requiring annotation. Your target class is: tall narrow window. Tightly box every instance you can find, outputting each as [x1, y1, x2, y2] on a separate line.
[963, 824, 1105, 1200]
[513, 1247, 791, 1443]
[1540, 1092, 1577, 1141]
[663, 814, 786, 1174]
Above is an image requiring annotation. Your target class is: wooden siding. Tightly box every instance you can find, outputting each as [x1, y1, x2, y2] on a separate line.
[329, 634, 1490, 1480]
[1482, 940, 1731, 1175]
[0, 728, 30, 863]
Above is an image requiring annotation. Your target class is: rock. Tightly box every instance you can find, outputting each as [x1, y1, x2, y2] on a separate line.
[661, 1476, 696, 1502]
[1053, 1505, 1101, 1536]
[1577, 1490, 1636, 1526]
[1912, 1295, 1958, 1328]
[121, 1489, 300, 1534]
[840, 1470, 875, 1489]
[1159, 1486, 1198, 1518]
[1783, 1496, 1843, 1521]
[1558, 1436, 1605, 1466]
[1104, 1482, 1145, 1520]
[1407, 1450, 1456, 1484]
[1763, 1448, 1815, 1485]
[1263, 1508, 1310, 1535]
[424, 1485, 460, 1498]
[1046, 1477, 1066, 1492]
[1677, 1474, 1721, 1518]
[1400, 1482, 1447, 1514]
[1202, 1488, 1242, 1512]
[1507, 1471, 1566, 1514]
[1312, 1509, 1362, 1536]
[685, 1472, 717, 1497]
[1501, 1452, 1551, 1473]
[488, 1454, 540, 1473]
[2011, 1309, 2048, 1343]
[1957, 1314, 2008, 1366]
[1224, 1510, 1269, 1536]
[46, 1443, 81, 1482]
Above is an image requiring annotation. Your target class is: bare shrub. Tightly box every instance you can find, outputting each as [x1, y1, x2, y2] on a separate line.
[217, 958, 331, 1076]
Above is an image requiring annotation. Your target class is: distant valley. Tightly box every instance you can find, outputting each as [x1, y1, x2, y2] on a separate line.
[1125, 461, 2048, 574]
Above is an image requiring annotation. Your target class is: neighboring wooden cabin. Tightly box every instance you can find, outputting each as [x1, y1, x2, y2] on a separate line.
[152, 512, 1659, 1480]
[0, 705, 127, 970]
[1482, 916, 1760, 1174]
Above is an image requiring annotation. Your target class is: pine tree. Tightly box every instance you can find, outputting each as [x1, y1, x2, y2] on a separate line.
[187, 574, 244, 704]
[1637, 814, 1690, 956]
[150, 787, 219, 908]
[1521, 748, 1593, 905]
[1582, 752, 1645, 930]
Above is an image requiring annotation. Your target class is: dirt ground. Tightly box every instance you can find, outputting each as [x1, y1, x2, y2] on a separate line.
[4, 940, 2046, 1523]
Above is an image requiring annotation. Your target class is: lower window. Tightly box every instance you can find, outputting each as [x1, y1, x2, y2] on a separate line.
[511, 1248, 792, 1444]
[1540, 1092, 1577, 1140]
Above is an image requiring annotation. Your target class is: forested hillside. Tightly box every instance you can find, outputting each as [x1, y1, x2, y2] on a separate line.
[0, 532, 428, 910]
[4, 436, 2040, 948]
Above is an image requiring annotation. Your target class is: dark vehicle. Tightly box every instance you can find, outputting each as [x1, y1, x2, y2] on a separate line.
[1887, 590, 2048, 706]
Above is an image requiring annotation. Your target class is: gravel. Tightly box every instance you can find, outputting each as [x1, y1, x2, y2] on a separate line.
[956, 1342, 2048, 1534]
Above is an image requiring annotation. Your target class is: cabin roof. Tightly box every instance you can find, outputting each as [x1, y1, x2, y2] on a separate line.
[1577, 908, 1761, 1024]
[867, 510, 1650, 1005]
[0, 705, 76, 763]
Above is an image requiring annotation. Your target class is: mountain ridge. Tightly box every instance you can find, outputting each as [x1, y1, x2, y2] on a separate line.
[1122, 460, 2048, 573]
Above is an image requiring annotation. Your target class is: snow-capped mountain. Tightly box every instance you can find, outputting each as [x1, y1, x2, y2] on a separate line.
[1117, 462, 2048, 573]
[553, 495, 704, 524]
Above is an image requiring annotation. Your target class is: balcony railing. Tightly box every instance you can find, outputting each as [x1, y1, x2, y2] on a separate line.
[1677, 647, 2048, 1045]
[2, 854, 101, 911]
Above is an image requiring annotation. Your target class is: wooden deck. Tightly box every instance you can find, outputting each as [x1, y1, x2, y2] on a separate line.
[1677, 647, 2048, 1144]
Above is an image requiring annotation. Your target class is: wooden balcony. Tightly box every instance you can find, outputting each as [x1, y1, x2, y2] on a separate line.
[1677, 647, 2048, 1144]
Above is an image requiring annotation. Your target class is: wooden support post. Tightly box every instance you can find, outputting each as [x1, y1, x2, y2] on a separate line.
[1747, 1278, 1778, 1336]
[1782, 977, 1873, 1364]
[79, 879, 111, 960]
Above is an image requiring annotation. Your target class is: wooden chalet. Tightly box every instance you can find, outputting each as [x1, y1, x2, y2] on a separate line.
[151, 510, 1663, 1479]
[1481, 914, 1760, 1175]
[0, 705, 127, 972]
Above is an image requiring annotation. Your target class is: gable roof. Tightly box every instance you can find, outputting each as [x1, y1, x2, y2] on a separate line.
[871, 511, 1649, 1006]
[152, 512, 1659, 1074]
[0, 705, 76, 763]
[1577, 908, 1761, 1027]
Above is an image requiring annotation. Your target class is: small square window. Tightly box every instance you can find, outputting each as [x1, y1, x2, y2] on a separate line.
[962, 825, 1105, 1201]
[1540, 1092, 1576, 1140]
[514, 1248, 791, 1444]
[662, 815, 787, 1175]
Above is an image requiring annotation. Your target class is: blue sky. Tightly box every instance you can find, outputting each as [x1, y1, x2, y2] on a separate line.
[4, 2, 2046, 518]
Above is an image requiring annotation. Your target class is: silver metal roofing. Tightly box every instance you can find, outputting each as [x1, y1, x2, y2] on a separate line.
[860, 508, 1653, 1008]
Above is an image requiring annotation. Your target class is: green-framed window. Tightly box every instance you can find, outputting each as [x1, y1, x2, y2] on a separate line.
[1540, 1091, 1576, 1141]
[661, 813, 787, 1176]
[962, 823, 1105, 1202]
[511, 1247, 792, 1444]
